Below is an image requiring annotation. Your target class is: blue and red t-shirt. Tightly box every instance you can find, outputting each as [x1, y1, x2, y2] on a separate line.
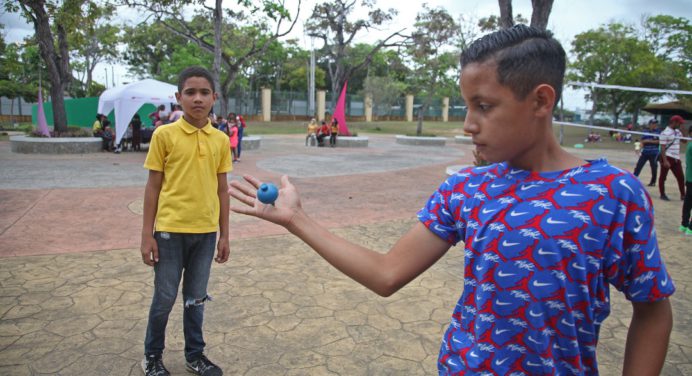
[418, 159, 674, 375]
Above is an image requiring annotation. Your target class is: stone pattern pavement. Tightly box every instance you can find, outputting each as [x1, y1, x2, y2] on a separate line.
[0, 134, 690, 375]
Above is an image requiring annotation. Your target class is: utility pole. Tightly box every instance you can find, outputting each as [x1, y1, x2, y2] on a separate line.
[308, 37, 316, 117]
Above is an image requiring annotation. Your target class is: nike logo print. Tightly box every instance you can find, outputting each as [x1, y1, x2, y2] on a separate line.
[469, 351, 479, 358]
[662, 276, 668, 286]
[490, 183, 506, 188]
[494, 328, 511, 334]
[468, 182, 480, 188]
[532, 280, 552, 287]
[633, 215, 644, 233]
[510, 210, 528, 217]
[571, 262, 586, 270]
[598, 205, 614, 215]
[521, 184, 540, 191]
[578, 327, 592, 335]
[475, 265, 483, 271]
[502, 240, 520, 247]
[474, 235, 488, 242]
[462, 206, 472, 212]
[619, 179, 635, 194]
[630, 290, 643, 297]
[495, 357, 510, 366]
[583, 233, 599, 242]
[546, 217, 567, 225]
[527, 361, 542, 367]
[495, 300, 512, 306]
[482, 208, 497, 214]
[498, 271, 516, 277]
[537, 248, 558, 256]
[560, 191, 582, 197]
[529, 310, 543, 317]
[646, 249, 655, 260]
[527, 336, 542, 345]
[561, 318, 575, 327]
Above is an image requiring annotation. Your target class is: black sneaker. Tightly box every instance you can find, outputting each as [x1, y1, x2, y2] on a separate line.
[647, 182, 655, 187]
[185, 354, 222, 376]
[141, 355, 169, 376]
[661, 195, 670, 201]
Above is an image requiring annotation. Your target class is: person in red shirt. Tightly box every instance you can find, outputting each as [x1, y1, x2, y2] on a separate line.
[316, 120, 330, 147]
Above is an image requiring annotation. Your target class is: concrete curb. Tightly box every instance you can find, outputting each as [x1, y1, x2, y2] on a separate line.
[395, 135, 447, 146]
[10, 135, 102, 154]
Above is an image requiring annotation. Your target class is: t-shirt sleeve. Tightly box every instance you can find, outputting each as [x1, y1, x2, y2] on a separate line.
[603, 176, 675, 302]
[417, 175, 465, 245]
[218, 137, 232, 173]
[143, 128, 166, 172]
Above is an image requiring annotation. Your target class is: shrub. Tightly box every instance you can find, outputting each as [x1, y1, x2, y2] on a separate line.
[30, 126, 91, 138]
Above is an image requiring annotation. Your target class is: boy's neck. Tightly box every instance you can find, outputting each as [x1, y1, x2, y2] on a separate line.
[183, 115, 208, 129]
[508, 126, 585, 172]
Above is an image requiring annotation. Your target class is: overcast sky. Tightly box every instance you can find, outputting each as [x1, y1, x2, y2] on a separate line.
[1, 0, 690, 111]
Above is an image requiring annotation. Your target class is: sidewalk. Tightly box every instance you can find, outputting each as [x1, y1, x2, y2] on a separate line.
[0, 135, 689, 375]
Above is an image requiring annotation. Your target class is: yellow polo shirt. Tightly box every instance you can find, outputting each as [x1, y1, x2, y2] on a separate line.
[144, 117, 232, 233]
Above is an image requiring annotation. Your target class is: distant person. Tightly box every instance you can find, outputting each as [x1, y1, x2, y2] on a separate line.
[329, 118, 339, 147]
[659, 115, 685, 201]
[316, 120, 329, 147]
[93, 113, 114, 152]
[633, 119, 660, 187]
[305, 118, 318, 146]
[236, 113, 247, 161]
[168, 104, 184, 123]
[681, 124, 692, 235]
[216, 115, 228, 133]
[140, 66, 231, 376]
[229, 120, 239, 162]
[130, 114, 143, 151]
[148, 105, 167, 127]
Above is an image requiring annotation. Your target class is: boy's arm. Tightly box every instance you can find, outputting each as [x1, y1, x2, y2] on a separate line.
[141, 170, 163, 266]
[623, 299, 673, 375]
[216, 173, 230, 263]
[230, 175, 452, 297]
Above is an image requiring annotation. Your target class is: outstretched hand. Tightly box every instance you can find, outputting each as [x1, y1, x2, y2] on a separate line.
[229, 175, 302, 227]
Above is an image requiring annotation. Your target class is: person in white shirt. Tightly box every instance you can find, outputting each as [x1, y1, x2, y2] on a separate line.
[658, 115, 686, 201]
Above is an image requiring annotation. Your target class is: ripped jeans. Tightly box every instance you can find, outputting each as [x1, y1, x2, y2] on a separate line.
[144, 231, 216, 361]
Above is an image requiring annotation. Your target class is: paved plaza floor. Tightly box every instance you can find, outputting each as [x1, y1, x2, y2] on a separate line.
[0, 134, 689, 375]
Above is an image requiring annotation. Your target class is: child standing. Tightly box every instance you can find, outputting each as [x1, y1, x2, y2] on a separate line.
[682, 124, 692, 235]
[229, 25, 674, 375]
[140, 66, 231, 376]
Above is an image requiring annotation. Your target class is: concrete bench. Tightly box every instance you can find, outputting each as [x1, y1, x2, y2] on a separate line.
[10, 135, 102, 154]
[395, 135, 447, 146]
[336, 136, 368, 148]
[241, 136, 261, 150]
[455, 135, 473, 145]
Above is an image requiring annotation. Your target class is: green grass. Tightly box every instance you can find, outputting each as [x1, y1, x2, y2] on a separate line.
[246, 120, 638, 152]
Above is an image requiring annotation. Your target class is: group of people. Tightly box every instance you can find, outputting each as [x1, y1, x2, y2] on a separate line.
[214, 112, 246, 162]
[305, 117, 339, 147]
[136, 26, 680, 376]
[633, 115, 691, 234]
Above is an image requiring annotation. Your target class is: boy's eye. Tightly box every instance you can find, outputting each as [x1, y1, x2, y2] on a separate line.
[478, 103, 491, 111]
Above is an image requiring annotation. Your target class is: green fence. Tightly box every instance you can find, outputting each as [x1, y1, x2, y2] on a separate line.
[32, 97, 160, 128]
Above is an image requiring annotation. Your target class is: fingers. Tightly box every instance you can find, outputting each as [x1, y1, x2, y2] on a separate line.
[280, 175, 292, 189]
[151, 244, 159, 264]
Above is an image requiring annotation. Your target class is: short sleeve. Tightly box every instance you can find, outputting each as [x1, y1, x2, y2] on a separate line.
[143, 128, 166, 172]
[218, 139, 232, 173]
[603, 176, 675, 302]
[418, 175, 465, 245]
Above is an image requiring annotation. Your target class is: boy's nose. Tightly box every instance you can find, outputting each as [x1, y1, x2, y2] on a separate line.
[463, 113, 479, 135]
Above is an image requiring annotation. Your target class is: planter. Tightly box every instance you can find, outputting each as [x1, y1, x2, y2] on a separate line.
[336, 136, 368, 148]
[10, 135, 102, 154]
[395, 135, 447, 146]
[241, 136, 261, 150]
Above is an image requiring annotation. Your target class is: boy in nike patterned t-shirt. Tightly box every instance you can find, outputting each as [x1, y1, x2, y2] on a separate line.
[228, 25, 675, 375]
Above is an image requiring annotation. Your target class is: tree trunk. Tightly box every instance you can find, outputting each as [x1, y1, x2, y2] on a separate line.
[22, 0, 70, 133]
[498, 0, 514, 29]
[530, 0, 554, 30]
[213, 0, 225, 116]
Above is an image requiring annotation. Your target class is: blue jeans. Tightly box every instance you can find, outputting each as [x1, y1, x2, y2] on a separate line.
[144, 232, 216, 361]
[237, 126, 244, 158]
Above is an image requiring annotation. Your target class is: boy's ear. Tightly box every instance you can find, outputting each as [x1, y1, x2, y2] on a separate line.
[533, 84, 556, 116]
[175, 92, 181, 102]
[213, 92, 219, 101]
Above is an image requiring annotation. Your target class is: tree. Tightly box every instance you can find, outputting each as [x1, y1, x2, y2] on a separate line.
[68, 2, 120, 96]
[495, 0, 554, 30]
[407, 5, 459, 136]
[361, 76, 405, 119]
[569, 23, 666, 127]
[305, 0, 408, 108]
[641, 15, 691, 90]
[4, 0, 81, 133]
[123, 0, 301, 116]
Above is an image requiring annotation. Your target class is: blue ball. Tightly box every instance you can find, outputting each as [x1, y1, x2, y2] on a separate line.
[257, 183, 279, 204]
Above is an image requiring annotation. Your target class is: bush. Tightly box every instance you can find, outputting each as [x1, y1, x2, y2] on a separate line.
[30, 126, 91, 138]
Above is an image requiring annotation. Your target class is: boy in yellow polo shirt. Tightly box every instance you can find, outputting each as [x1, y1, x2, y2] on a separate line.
[140, 66, 231, 376]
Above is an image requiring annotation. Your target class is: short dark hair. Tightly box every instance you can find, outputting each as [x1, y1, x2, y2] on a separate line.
[177, 66, 215, 93]
[460, 24, 566, 104]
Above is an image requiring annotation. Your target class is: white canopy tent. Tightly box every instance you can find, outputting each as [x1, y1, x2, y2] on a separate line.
[97, 79, 178, 144]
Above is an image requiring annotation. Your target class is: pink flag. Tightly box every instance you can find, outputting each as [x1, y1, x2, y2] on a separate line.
[36, 83, 50, 137]
[332, 81, 350, 136]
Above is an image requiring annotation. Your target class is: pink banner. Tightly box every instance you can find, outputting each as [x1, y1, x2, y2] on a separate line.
[36, 84, 50, 137]
[332, 81, 350, 136]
